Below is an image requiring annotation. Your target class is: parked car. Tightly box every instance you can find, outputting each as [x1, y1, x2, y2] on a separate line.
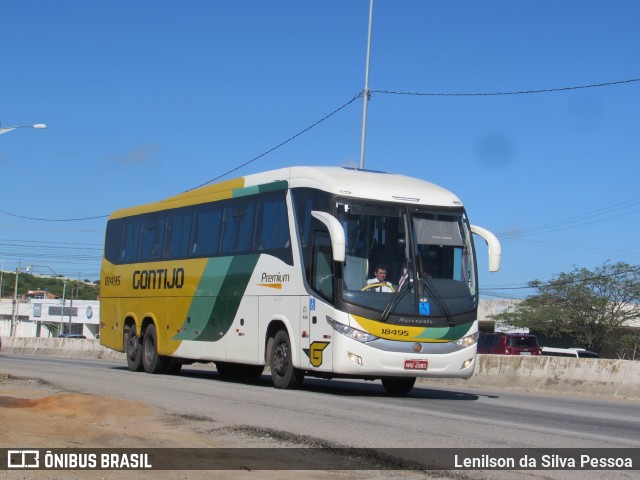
[58, 333, 87, 339]
[477, 332, 542, 356]
[541, 347, 599, 358]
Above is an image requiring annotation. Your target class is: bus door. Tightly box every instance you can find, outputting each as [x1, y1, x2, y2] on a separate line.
[306, 296, 334, 372]
[305, 231, 335, 372]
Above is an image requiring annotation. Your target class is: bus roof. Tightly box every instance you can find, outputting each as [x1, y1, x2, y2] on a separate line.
[109, 166, 463, 219]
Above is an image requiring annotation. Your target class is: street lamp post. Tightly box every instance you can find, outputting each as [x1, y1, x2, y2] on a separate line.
[0, 122, 47, 135]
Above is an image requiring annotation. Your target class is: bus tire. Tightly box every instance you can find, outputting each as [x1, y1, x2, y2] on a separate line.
[142, 324, 168, 374]
[125, 325, 143, 372]
[381, 377, 416, 395]
[270, 330, 304, 389]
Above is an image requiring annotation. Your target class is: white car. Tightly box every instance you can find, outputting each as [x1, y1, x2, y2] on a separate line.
[541, 347, 599, 358]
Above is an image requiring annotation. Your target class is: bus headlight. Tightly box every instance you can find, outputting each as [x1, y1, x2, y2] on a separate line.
[327, 317, 378, 343]
[456, 331, 479, 348]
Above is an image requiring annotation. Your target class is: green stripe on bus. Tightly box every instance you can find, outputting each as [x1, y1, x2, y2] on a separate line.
[414, 322, 472, 341]
[232, 180, 288, 198]
[173, 254, 260, 342]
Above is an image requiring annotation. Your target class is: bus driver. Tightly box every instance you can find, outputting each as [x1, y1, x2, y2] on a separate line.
[365, 265, 395, 292]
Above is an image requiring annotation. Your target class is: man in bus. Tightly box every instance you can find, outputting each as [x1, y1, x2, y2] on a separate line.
[366, 265, 395, 292]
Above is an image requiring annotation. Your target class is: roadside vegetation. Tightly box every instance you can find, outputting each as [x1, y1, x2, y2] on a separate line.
[0, 271, 99, 301]
[491, 261, 640, 360]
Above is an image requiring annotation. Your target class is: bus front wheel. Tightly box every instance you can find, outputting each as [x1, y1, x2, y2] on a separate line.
[381, 377, 416, 395]
[125, 325, 143, 372]
[142, 324, 168, 374]
[270, 330, 304, 389]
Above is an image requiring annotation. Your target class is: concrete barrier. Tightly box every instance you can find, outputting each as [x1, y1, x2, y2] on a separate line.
[425, 355, 640, 401]
[478, 355, 633, 397]
[2, 337, 639, 401]
[2, 336, 125, 360]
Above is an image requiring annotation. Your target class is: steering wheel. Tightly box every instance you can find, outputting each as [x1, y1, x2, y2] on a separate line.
[361, 282, 396, 292]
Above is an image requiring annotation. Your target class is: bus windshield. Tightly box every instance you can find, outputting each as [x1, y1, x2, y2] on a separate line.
[337, 200, 477, 320]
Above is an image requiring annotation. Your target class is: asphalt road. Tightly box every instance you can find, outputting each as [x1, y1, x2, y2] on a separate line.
[2, 353, 639, 479]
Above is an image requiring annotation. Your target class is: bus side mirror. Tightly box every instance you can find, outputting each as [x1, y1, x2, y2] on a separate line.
[311, 211, 345, 262]
[471, 225, 501, 272]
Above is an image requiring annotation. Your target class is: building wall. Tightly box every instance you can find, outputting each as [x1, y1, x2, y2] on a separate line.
[0, 298, 100, 339]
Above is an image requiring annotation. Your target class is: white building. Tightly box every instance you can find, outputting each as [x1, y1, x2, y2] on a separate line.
[0, 297, 100, 339]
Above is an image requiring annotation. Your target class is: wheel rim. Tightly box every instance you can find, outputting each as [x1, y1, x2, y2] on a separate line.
[274, 342, 289, 376]
[127, 335, 138, 361]
[144, 336, 155, 365]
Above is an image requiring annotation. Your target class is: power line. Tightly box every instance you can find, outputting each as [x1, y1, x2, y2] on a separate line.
[484, 265, 640, 293]
[497, 197, 640, 240]
[186, 91, 364, 191]
[372, 77, 640, 97]
[0, 210, 108, 222]
[3, 77, 639, 221]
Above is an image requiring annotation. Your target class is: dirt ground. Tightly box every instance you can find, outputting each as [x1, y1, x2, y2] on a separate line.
[0, 374, 434, 480]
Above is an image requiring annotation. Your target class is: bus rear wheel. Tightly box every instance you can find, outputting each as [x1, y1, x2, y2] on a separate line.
[381, 377, 416, 395]
[125, 325, 143, 372]
[270, 330, 304, 389]
[142, 324, 168, 374]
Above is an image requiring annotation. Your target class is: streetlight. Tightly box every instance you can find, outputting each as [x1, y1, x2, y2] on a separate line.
[0, 122, 47, 135]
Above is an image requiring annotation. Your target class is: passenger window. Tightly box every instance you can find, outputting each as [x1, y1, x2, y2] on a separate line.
[192, 205, 222, 256]
[255, 194, 290, 250]
[221, 200, 255, 253]
[121, 220, 141, 263]
[163, 210, 192, 259]
[139, 215, 166, 261]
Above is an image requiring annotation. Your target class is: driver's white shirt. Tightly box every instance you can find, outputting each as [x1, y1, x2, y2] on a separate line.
[366, 278, 393, 292]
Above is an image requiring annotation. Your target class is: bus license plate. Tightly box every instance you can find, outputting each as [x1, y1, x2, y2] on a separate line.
[404, 359, 428, 370]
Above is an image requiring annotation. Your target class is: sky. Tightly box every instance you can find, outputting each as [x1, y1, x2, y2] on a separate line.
[1, 1, 639, 298]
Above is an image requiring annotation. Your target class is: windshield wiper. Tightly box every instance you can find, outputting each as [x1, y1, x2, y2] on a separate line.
[420, 273, 454, 327]
[380, 282, 413, 322]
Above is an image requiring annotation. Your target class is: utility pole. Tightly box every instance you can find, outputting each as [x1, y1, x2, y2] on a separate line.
[60, 281, 67, 335]
[10, 265, 22, 336]
[0, 259, 4, 300]
[10, 265, 32, 336]
[68, 281, 76, 334]
[359, 0, 374, 170]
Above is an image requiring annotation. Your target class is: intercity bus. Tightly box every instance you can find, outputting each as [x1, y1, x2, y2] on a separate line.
[99, 166, 501, 394]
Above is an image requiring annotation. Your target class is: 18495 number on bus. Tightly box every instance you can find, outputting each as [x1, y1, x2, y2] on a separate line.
[104, 276, 121, 287]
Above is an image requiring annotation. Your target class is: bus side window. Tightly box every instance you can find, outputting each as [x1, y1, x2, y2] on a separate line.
[163, 210, 192, 259]
[139, 215, 166, 261]
[104, 219, 124, 265]
[221, 200, 256, 253]
[192, 205, 222, 257]
[255, 194, 290, 250]
[121, 220, 141, 263]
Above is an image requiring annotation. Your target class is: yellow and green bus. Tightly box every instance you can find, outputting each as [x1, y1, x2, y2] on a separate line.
[100, 166, 500, 394]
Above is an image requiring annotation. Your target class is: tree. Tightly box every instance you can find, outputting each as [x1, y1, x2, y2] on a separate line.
[491, 262, 640, 354]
